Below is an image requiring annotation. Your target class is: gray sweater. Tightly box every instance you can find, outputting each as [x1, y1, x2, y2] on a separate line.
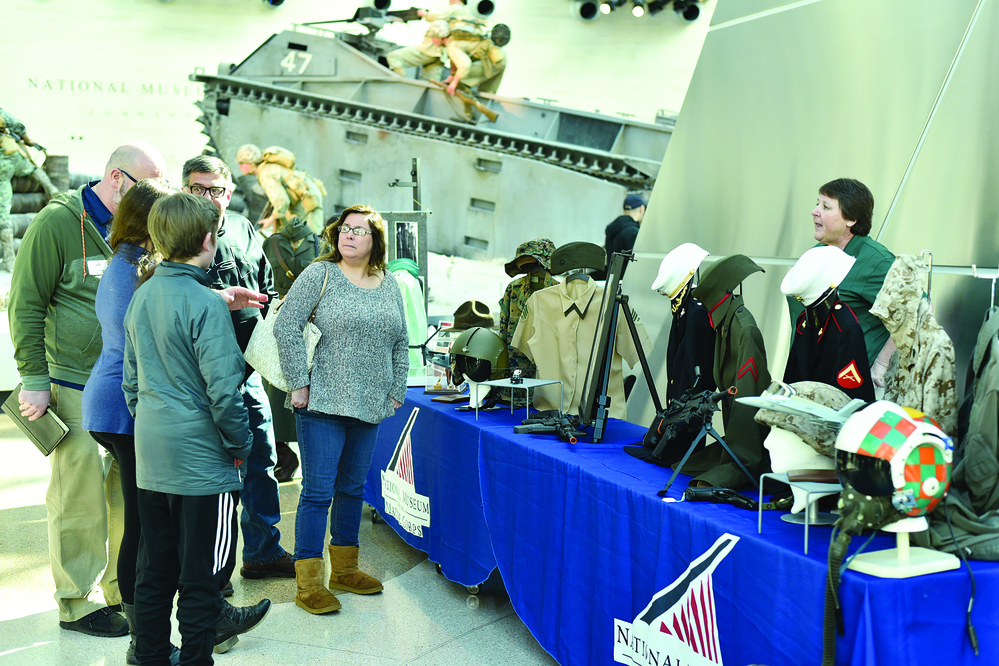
[274, 260, 409, 424]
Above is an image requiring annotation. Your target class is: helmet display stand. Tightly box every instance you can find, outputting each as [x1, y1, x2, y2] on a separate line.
[847, 517, 960, 578]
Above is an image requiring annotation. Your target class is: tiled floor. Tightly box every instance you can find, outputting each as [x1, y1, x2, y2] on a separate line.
[0, 412, 558, 665]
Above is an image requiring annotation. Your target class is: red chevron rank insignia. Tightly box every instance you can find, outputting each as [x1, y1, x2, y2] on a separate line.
[837, 360, 864, 389]
[738, 358, 758, 381]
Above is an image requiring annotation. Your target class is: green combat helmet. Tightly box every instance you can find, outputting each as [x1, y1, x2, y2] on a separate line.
[450, 327, 509, 383]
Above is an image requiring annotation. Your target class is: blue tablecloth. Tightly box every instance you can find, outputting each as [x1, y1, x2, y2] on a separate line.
[364, 388, 521, 586]
[365, 389, 999, 665]
[478, 417, 999, 666]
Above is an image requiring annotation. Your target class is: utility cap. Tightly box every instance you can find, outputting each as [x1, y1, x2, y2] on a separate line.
[387, 258, 420, 280]
[550, 241, 606, 278]
[624, 194, 646, 210]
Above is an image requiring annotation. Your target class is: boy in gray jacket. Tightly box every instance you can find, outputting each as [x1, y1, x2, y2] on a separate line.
[123, 193, 269, 664]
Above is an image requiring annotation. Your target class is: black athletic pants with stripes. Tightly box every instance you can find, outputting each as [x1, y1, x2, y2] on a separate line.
[134, 490, 238, 666]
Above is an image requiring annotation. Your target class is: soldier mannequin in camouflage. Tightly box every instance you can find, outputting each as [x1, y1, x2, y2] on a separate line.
[236, 144, 326, 235]
[498, 239, 558, 405]
[386, 20, 451, 77]
[1, 107, 59, 271]
[442, 25, 508, 96]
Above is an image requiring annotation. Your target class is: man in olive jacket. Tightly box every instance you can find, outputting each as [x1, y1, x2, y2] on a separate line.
[8, 140, 166, 636]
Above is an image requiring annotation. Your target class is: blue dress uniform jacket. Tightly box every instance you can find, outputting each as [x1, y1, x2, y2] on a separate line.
[784, 296, 875, 403]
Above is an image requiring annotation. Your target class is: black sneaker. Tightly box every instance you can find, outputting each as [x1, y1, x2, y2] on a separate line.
[214, 598, 271, 654]
[60, 607, 129, 637]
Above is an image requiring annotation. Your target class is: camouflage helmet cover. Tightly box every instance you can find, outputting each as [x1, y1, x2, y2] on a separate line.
[236, 144, 262, 164]
[426, 20, 451, 39]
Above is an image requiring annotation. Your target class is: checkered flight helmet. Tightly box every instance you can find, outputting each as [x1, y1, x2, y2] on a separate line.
[450, 327, 508, 383]
[834, 401, 953, 517]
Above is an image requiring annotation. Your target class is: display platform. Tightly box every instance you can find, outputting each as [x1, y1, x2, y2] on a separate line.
[367, 388, 998, 666]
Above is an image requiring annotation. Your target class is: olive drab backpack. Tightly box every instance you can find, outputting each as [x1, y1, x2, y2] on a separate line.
[263, 216, 323, 297]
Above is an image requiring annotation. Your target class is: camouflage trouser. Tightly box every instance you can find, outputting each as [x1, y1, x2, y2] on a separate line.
[460, 56, 505, 94]
[386, 45, 441, 74]
[0, 151, 36, 270]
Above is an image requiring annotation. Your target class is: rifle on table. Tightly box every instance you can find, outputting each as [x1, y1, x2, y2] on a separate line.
[427, 80, 499, 123]
[514, 410, 585, 444]
[649, 385, 760, 496]
[643, 386, 736, 463]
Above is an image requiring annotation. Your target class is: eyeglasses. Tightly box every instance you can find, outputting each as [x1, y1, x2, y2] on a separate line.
[339, 224, 372, 237]
[187, 184, 229, 198]
[118, 168, 138, 184]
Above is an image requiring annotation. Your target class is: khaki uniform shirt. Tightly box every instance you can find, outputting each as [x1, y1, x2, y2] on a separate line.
[511, 278, 649, 420]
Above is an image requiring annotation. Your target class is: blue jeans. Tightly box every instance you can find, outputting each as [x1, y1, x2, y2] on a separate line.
[239, 374, 286, 565]
[294, 409, 380, 560]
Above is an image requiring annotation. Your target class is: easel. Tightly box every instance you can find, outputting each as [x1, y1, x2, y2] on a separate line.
[588, 252, 664, 442]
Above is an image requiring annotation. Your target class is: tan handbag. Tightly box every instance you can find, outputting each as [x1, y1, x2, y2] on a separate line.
[244, 262, 329, 391]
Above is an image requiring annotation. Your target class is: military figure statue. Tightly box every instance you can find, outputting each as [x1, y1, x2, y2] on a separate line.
[386, 20, 451, 78]
[1, 107, 59, 271]
[236, 144, 327, 235]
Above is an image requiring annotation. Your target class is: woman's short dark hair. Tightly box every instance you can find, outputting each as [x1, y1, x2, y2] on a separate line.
[108, 178, 174, 251]
[316, 204, 388, 274]
[819, 178, 874, 236]
[148, 193, 220, 262]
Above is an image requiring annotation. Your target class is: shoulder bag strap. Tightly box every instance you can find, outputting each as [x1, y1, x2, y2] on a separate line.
[308, 262, 330, 323]
[268, 234, 295, 281]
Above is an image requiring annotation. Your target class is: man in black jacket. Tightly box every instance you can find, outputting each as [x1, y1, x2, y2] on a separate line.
[181, 155, 294, 581]
[604, 194, 646, 258]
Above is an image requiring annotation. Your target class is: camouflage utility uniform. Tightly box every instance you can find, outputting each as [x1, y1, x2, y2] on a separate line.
[386, 21, 450, 77]
[870, 254, 958, 437]
[498, 239, 558, 406]
[255, 159, 326, 235]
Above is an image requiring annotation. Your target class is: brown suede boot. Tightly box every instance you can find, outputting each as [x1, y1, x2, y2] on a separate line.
[295, 558, 341, 614]
[329, 545, 383, 595]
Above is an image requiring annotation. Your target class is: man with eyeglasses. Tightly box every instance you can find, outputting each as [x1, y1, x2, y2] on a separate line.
[8, 140, 166, 637]
[181, 155, 295, 584]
